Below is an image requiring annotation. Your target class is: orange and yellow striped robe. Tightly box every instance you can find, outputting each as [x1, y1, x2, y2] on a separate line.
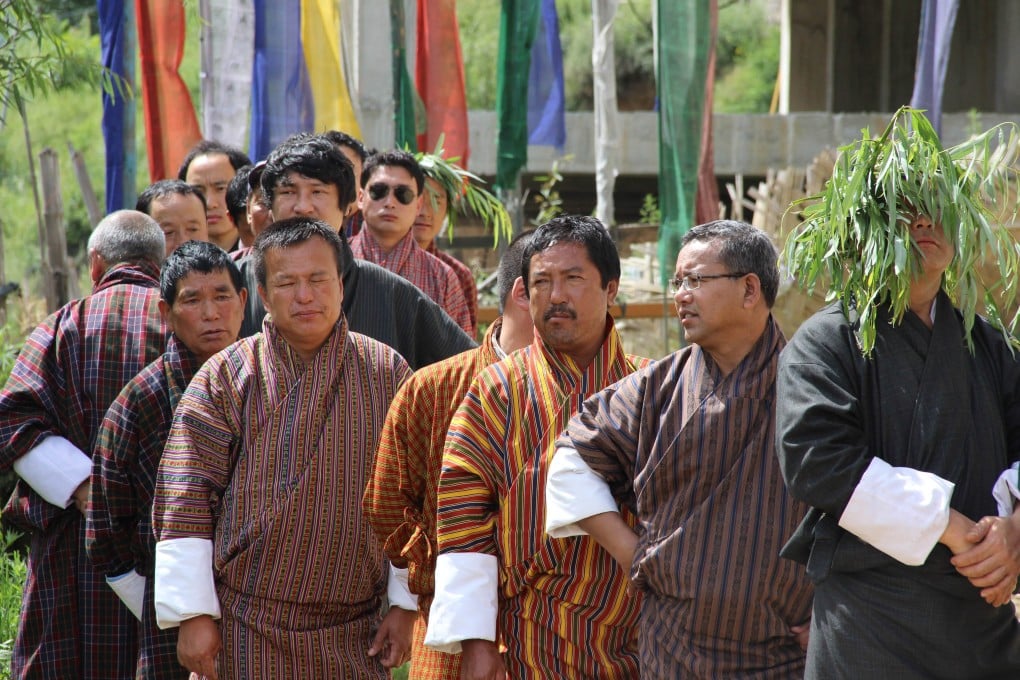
[429, 319, 648, 678]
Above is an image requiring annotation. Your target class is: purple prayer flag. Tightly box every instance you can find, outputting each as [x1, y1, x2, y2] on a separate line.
[527, 0, 566, 150]
[910, 0, 960, 135]
[249, 0, 314, 161]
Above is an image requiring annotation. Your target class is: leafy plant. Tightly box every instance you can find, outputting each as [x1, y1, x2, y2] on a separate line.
[529, 156, 572, 227]
[0, 529, 26, 676]
[639, 193, 660, 224]
[783, 107, 1020, 356]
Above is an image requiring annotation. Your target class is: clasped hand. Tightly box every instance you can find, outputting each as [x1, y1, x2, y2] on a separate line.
[951, 511, 1020, 607]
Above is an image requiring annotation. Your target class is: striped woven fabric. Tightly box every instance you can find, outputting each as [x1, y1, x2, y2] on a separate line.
[350, 230, 474, 336]
[428, 244, 478, 335]
[364, 320, 504, 679]
[436, 320, 648, 678]
[564, 316, 813, 677]
[0, 263, 166, 680]
[154, 318, 411, 677]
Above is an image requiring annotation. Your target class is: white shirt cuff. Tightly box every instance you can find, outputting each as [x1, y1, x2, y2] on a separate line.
[154, 537, 221, 629]
[387, 563, 418, 611]
[838, 457, 954, 566]
[424, 552, 498, 654]
[107, 571, 146, 621]
[12, 436, 91, 508]
[545, 446, 620, 538]
[993, 463, 1020, 516]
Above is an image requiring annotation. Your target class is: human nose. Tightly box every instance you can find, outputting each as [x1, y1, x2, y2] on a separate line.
[293, 190, 315, 215]
[911, 214, 934, 230]
[549, 276, 568, 303]
[294, 279, 314, 302]
[200, 298, 222, 320]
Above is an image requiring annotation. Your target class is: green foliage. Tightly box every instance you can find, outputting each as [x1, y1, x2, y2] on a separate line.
[530, 156, 571, 226]
[639, 193, 660, 224]
[0, 529, 27, 676]
[714, 0, 780, 113]
[784, 107, 1020, 356]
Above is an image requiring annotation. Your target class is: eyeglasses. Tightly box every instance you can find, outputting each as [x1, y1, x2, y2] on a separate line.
[367, 182, 417, 205]
[669, 272, 748, 294]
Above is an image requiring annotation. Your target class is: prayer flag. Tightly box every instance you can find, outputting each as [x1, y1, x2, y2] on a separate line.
[135, 0, 202, 181]
[910, 0, 960, 135]
[98, 0, 137, 211]
[250, 0, 314, 161]
[527, 0, 565, 150]
[415, 0, 469, 165]
[495, 0, 541, 191]
[302, 0, 362, 138]
[199, 0, 255, 149]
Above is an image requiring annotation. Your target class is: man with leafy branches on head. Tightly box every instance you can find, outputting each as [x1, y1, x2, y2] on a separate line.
[777, 108, 1020, 678]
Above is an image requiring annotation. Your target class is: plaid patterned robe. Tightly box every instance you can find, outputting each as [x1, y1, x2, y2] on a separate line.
[350, 231, 475, 337]
[364, 320, 504, 680]
[427, 244, 478, 338]
[87, 335, 201, 679]
[0, 262, 166, 680]
[153, 318, 411, 679]
[563, 317, 813, 677]
[434, 320, 647, 678]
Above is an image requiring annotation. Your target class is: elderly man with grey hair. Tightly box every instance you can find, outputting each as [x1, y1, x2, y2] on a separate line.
[0, 210, 168, 679]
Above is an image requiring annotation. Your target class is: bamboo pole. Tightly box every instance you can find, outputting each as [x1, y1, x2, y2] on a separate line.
[39, 148, 69, 308]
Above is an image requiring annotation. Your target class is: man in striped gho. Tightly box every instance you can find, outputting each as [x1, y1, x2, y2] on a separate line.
[151, 219, 416, 679]
[426, 215, 649, 679]
[546, 220, 814, 678]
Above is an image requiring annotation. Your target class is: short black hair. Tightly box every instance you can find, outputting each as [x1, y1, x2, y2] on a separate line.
[497, 230, 534, 313]
[136, 179, 207, 215]
[321, 130, 367, 162]
[251, 217, 344, 289]
[360, 149, 425, 194]
[177, 140, 252, 180]
[160, 240, 243, 306]
[226, 165, 254, 226]
[680, 219, 780, 307]
[260, 134, 356, 212]
[522, 215, 620, 296]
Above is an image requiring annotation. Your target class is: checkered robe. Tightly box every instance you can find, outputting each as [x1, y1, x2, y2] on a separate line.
[0, 262, 166, 680]
[153, 317, 412, 679]
[87, 335, 201, 679]
[433, 320, 648, 678]
[364, 320, 504, 680]
[427, 243, 478, 338]
[350, 231, 475, 337]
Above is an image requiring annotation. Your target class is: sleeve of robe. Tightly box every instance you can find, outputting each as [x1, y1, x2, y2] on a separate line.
[776, 317, 953, 566]
[426, 375, 506, 652]
[152, 356, 242, 628]
[546, 374, 647, 536]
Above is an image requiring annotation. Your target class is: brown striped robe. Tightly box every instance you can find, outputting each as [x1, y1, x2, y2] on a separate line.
[563, 316, 813, 678]
[434, 319, 646, 678]
[153, 317, 411, 679]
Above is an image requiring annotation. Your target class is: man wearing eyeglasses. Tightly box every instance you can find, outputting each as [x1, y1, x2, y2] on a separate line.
[351, 150, 475, 336]
[545, 220, 814, 678]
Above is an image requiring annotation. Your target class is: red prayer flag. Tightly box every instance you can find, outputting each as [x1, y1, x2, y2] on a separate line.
[135, 0, 202, 181]
[695, 0, 720, 225]
[415, 0, 470, 166]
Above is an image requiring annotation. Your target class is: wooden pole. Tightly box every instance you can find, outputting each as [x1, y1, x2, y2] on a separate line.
[67, 142, 102, 228]
[19, 98, 52, 308]
[39, 148, 69, 308]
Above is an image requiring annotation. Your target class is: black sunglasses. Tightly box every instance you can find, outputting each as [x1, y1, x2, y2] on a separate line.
[367, 182, 417, 205]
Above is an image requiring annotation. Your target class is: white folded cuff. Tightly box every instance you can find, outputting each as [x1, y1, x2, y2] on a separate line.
[12, 436, 90, 508]
[545, 446, 620, 538]
[838, 457, 954, 566]
[992, 463, 1020, 517]
[424, 552, 498, 654]
[154, 537, 221, 629]
[107, 571, 146, 621]
[387, 563, 418, 611]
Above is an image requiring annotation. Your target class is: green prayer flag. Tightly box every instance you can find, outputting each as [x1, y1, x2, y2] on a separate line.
[657, 0, 711, 284]
[495, 0, 541, 192]
[392, 0, 423, 149]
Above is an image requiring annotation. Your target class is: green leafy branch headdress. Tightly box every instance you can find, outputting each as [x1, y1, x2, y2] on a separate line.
[415, 144, 513, 247]
[784, 107, 1020, 356]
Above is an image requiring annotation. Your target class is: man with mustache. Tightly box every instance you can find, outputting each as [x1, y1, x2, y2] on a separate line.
[426, 215, 648, 679]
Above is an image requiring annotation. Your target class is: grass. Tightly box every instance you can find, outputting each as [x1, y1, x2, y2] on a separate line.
[0, 531, 26, 680]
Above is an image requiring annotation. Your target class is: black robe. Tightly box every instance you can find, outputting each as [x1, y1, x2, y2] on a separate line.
[777, 293, 1020, 679]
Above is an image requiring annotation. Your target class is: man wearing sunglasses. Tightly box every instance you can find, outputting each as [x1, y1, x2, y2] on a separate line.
[545, 220, 814, 678]
[237, 134, 475, 369]
[350, 151, 475, 337]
